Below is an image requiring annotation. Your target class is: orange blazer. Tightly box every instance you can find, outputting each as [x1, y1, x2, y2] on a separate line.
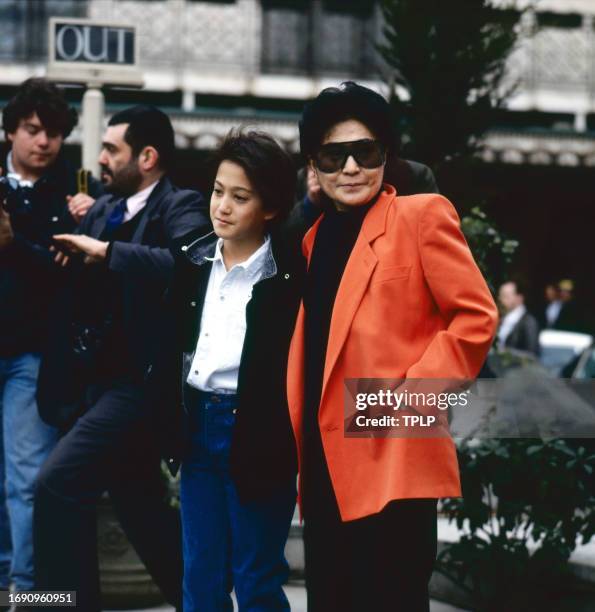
[287, 184, 498, 521]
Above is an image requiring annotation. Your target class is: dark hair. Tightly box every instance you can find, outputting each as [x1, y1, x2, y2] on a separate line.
[211, 129, 296, 228]
[504, 279, 527, 298]
[299, 81, 398, 159]
[2, 78, 77, 138]
[108, 105, 175, 171]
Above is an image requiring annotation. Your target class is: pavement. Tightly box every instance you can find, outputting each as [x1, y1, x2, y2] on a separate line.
[106, 580, 469, 611]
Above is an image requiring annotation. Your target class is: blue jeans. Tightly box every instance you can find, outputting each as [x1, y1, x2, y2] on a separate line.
[180, 390, 295, 612]
[0, 353, 58, 590]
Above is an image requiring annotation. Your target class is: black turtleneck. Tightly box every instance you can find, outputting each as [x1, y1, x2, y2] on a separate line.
[302, 197, 375, 437]
[301, 196, 375, 516]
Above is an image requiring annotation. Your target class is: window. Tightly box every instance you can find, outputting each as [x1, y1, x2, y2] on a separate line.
[261, 0, 381, 77]
[0, 0, 87, 63]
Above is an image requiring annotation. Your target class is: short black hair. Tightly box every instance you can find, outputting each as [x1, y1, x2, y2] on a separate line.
[211, 129, 296, 228]
[299, 81, 398, 159]
[2, 78, 77, 138]
[108, 105, 175, 171]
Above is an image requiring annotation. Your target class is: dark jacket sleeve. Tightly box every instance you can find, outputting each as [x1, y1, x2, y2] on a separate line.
[524, 314, 541, 356]
[108, 190, 208, 282]
[1, 232, 55, 270]
[144, 262, 188, 474]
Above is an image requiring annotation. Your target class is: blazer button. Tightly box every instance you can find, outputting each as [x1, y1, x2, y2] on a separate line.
[181, 245, 188, 252]
[168, 458, 175, 464]
[284, 273, 290, 279]
[232, 408, 237, 414]
[190, 301, 196, 307]
[146, 364, 153, 375]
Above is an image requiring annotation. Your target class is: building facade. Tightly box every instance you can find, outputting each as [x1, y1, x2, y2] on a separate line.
[1, 0, 594, 315]
[1, 0, 594, 163]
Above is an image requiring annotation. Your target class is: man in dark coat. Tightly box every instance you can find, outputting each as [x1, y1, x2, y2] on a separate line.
[33, 105, 208, 611]
[497, 280, 540, 356]
[0, 78, 101, 596]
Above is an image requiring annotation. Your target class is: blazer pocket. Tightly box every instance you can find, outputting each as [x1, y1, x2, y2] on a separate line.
[371, 265, 411, 284]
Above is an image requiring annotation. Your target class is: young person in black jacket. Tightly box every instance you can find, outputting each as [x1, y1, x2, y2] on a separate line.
[149, 130, 302, 612]
[0, 78, 101, 596]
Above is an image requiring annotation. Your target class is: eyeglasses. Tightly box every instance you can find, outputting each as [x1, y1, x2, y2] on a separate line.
[313, 139, 386, 173]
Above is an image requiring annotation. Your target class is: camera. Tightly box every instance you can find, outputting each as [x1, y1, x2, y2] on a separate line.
[0, 175, 29, 215]
[0, 175, 53, 247]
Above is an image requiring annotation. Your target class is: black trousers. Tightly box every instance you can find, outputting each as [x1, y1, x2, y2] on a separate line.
[34, 383, 182, 612]
[302, 434, 437, 612]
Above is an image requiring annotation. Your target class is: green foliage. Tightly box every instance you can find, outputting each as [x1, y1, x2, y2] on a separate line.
[379, 0, 527, 169]
[378, 9, 593, 608]
[460, 206, 518, 292]
[439, 438, 595, 610]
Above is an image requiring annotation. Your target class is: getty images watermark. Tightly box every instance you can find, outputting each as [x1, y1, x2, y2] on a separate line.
[344, 378, 595, 439]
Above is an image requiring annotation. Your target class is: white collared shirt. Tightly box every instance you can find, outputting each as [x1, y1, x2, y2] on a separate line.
[124, 180, 159, 221]
[6, 152, 34, 187]
[186, 235, 272, 393]
[498, 304, 526, 347]
[545, 300, 562, 328]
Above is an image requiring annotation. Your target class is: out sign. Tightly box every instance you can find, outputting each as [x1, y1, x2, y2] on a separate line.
[54, 23, 135, 65]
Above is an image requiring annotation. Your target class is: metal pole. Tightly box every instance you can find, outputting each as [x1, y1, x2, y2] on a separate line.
[81, 85, 104, 178]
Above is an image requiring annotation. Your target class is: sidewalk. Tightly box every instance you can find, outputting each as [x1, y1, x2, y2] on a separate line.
[106, 581, 469, 611]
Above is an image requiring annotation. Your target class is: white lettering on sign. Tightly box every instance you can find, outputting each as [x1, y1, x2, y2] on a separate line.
[54, 24, 133, 64]
[55, 25, 84, 61]
[83, 26, 108, 62]
[115, 28, 127, 64]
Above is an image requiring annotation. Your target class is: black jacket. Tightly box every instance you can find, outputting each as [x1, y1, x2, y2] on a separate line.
[148, 229, 304, 503]
[37, 177, 208, 429]
[0, 153, 103, 357]
[504, 311, 541, 356]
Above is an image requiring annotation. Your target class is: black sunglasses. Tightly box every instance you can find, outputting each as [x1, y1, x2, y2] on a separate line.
[313, 139, 386, 173]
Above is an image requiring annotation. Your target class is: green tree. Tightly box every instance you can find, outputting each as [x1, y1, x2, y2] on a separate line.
[379, 4, 595, 609]
[379, 0, 526, 170]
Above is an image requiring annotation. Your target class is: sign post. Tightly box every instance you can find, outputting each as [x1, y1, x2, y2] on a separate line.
[47, 18, 143, 177]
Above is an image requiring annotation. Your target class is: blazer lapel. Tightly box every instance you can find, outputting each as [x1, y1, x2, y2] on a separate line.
[132, 177, 171, 242]
[319, 186, 396, 408]
[89, 196, 120, 238]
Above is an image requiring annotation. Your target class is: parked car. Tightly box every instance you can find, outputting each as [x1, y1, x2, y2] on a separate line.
[539, 329, 594, 376]
[568, 342, 595, 379]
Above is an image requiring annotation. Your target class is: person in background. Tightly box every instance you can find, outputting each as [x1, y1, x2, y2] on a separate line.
[541, 282, 560, 329]
[553, 279, 583, 332]
[147, 130, 302, 612]
[497, 280, 540, 356]
[33, 105, 208, 611]
[0, 77, 101, 598]
[287, 81, 498, 612]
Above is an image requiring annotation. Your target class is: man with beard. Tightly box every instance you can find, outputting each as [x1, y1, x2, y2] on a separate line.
[33, 105, 208, 611]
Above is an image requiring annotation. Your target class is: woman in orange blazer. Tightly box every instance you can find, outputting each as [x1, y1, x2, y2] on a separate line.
[288, 82, 498, 612]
